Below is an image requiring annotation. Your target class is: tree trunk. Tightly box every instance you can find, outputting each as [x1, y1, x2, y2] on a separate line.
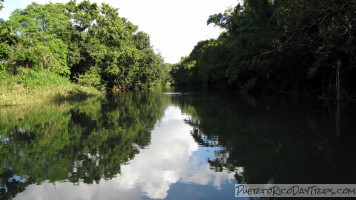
[336, 60, 341, 101]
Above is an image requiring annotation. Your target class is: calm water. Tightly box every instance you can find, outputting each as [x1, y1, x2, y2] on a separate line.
[1, 88, 355, 200]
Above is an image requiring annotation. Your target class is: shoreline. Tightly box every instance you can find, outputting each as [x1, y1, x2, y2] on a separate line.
[0, 83, 101, 106]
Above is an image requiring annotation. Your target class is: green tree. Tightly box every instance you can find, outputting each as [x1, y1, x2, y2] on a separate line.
[3, 2, 71, 75]
[172, 0, 356, 99]
[1, 0, 168, 92]
[67, 0, 166, 90]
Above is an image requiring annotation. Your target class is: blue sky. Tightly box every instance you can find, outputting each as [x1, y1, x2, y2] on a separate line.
[1, 0, 27, 20]
[1, 0, 239, 63]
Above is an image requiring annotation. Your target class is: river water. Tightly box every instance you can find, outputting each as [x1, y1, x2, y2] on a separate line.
[0, 87, 355, 199]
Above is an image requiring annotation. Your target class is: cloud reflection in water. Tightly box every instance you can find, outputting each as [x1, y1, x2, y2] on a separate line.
[14, 106, 235, 200]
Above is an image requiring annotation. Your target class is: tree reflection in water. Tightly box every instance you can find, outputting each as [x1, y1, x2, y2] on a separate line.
[0, 89, 170, 200]
[174, 92, 356, 184]
[1, 89, 356, 200]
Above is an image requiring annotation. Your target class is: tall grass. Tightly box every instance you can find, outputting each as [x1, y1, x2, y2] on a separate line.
[0, 69, 101, 105]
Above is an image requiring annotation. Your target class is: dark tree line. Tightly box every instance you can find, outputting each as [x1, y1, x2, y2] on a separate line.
[171, 0, 355, 100]
[0, 0, 170, 91]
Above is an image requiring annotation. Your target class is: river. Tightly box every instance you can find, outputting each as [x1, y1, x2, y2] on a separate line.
[0, 87, 355, 199]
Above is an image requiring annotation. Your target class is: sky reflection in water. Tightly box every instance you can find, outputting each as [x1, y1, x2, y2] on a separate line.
[14, 106, 236, 200]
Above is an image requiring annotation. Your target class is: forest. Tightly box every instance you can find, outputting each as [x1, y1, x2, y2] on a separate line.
[0, 0, 170, 97]
[1, 0, 355, 102]
[171, 0, 355, 100]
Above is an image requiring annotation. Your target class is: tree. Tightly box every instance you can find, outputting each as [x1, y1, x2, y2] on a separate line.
[1, 0, 168, 91]
[3, 3, 71, 75]
[172, 0, 356, 99]
[0, 0, 4, 11]
[67, 0, 165, 90]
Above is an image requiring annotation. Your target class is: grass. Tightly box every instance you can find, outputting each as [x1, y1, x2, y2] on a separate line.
[0, 69, 101, 105]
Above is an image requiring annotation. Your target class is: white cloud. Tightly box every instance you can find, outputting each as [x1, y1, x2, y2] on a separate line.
[20, 0, 238, 63]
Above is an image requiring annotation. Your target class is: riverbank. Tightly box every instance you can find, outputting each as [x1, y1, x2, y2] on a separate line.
[0, 69, 101, 106]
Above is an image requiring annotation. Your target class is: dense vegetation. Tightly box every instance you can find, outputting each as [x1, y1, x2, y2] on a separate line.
[0, 0, 170, 99]
[171, 0, 355, 100]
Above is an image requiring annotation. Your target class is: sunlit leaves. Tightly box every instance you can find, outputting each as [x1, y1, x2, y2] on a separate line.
[67, 0, 164, 90]
[0, 0, 167, 91]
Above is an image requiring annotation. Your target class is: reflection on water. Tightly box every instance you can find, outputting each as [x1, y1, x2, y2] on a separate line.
[1, 88, 356, 199]
[173, 92, 356, 185]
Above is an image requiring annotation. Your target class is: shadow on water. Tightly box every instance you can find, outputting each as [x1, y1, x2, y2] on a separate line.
[171, 91, 356, 184]
[0, 89, 170, 200]
[1, 87, 355, 199]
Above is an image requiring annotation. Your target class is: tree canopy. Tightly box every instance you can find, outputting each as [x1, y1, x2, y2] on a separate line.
[0, 0, 170, 91]
[171, 0, 356, 99]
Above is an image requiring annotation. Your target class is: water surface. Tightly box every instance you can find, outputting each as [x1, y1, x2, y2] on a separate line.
[1, 88, 355, 199]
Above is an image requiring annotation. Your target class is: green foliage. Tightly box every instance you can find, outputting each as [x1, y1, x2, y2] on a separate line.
[77, 67, 104, 90]
[0, 0, 170, 94]
[171, 38, 230, 88]
[65, 0, 167, 90]
[0, 69, 70, 91]
[0, 69, 99, 105]
[172, 0, 356, 99]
